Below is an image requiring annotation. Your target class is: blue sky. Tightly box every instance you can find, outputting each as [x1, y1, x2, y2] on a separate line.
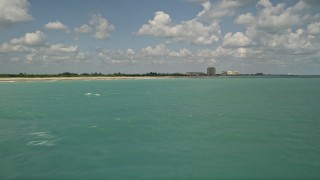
[1, 0, 320, 74]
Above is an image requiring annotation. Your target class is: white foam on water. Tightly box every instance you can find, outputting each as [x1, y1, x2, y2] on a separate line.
[85, 93, 101, 97]
[31, 131, 55, 138]
[27, 140, 56, 146]
[28, 131, 57, 146]
[31, 132, 46, 136]
[0, 81, 16, 83]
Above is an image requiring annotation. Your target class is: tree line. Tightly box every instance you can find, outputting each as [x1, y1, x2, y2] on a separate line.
[0, 72, 187, 78]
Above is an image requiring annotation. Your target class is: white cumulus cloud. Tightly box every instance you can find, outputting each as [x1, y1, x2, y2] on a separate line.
[0, 42, 28, 53]
[223, 32, 251, 47]
[48, 44, 78, 53]
[9, 30, 47, 46]
[136, 11, 220, 45]
[236, 0, 309, 34]
[196, 0, 257, 21]
[89, 14, 115, 40]
[0, 31, 47, 53]
[74, 24, 92, 33]
[307, 22, 320, 34]
[262, 28, 311, 50]
[0, 0, 33, 29]
[142, 44, 171, 56]
[43, 21, 69, 32]
[231, 0, 320, 57]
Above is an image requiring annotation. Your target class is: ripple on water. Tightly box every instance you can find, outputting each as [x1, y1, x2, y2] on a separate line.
[27, 131, 58, 147]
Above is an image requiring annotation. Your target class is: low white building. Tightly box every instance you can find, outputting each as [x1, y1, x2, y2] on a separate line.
[186, 72, 206, 76]
[222, 70, 239, 76]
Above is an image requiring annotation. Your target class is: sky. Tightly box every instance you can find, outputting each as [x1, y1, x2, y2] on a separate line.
[0, 0, 320, 75]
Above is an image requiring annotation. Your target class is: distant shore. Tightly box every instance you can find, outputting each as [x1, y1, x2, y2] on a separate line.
[0, 76, 177, 82]
[1, 74, 318, 82]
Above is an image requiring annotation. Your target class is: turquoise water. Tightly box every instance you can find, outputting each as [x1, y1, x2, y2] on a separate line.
[1, 77, 320, 179]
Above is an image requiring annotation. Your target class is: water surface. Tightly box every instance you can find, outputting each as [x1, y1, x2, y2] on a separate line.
[1, 77, 320, 179]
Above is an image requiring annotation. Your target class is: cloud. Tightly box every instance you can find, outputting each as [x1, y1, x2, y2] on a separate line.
[74, 24, 92, 33]
[127, 49, 135, 55]
[194, 46, 248, 59]
[185, 0, 208, 3]
[236, 0, 310, 34]
[196, 0, 257, 21]
[89, 14, 115, 40]
[97, 44, 217, 67]
[141, 44, 171, 56]
[0, 30, 83, 64]
[0, 41, 28, 53]
[303, 0, 320, 6]
[0, 31, 44, 53]
[0, 0, 33, 29]
[307, 22, 320, 34]
[261, 28, 311, 50]
[47, 44, 78, 53]
[135, 11, 220, 45]
[76, 52, 87, 60]
[141, 44, 195, 58]
[136, 11, 173, 36]
[43, 21, 69, 32]
[235, 12, 255, 25]
[169, 48, 193, 57]
[256, 1, 301, 32]
[41, 44, 80, 62]
[2, 0, 320, 74]
[223, 32, 251, 47]
[9, 30, 47, 46]
[140, 44, 216, 63]
[98, 48, 139, 65]
[230, 0, 320, 57]
[75, 14, 115, 40]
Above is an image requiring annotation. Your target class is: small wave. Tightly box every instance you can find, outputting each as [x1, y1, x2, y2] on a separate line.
[85, 93, 101, 97]
[0, 81, 16, 83]
[27, 140, 56, 146]
[28, 131, 57, 146]
[31, 131, 55, 138]
[31, 131, 47, 136]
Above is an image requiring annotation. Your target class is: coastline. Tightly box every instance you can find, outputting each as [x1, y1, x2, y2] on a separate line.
[0, 76, 176, 82]
[1, 75, 318, 82]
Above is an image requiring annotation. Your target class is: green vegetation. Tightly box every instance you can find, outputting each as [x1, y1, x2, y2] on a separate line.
[0, 72, 187, 78]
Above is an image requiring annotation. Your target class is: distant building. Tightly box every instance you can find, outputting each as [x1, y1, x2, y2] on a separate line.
[222, 70, 239, 76]
[186, 72, 206, 76]
[207, 67, 216, 76]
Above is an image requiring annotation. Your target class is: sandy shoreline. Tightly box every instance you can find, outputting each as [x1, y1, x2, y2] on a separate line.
[0, 76, 176, 82]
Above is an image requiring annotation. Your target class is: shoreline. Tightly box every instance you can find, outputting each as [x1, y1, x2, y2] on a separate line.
[1, 75, 319, 82]
[0, 76, 176, 82]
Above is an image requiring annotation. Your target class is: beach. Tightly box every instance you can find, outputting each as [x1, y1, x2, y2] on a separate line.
[0, 76, 175, 82]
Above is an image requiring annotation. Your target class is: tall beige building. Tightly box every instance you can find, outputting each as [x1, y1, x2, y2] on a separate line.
[207, 67, 216, 76]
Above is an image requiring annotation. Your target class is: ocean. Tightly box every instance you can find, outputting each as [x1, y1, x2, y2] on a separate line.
[1, 77, 320, 179]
